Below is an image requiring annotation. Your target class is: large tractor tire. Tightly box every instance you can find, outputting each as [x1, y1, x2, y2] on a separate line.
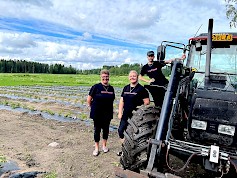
[120, 105, 160, 171]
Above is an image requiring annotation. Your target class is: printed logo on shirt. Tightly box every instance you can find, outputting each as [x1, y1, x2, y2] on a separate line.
[147, 68, 157, 73]
[101, 91, 114, 94]
[124, 92, 137, 95]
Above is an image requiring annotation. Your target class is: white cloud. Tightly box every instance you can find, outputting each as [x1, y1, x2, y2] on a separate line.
[76, 32, 93, 41]
[82, 32, 92, 40]
[0, 32, 36, 50]
[124, 58, 131, 63]
[0, 0, 235, 69]
[67, 49, 78, 59]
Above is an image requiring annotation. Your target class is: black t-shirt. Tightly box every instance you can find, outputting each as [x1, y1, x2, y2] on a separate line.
[121, 83, 149, 119]
[140, 61, 169, 86]
[89, 83, 115, 120]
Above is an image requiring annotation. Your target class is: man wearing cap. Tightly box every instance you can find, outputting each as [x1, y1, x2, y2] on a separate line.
[139, 50, 186, 107]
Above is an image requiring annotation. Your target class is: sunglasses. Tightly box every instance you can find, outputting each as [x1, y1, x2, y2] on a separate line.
[148, 55, 154, 57]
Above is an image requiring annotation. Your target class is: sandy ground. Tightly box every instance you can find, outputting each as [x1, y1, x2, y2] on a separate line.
[0, 109, 121, 178]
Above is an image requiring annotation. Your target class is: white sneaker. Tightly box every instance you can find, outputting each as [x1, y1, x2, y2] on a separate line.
[93, 150, 99, 156]
[103, 147, 109, 153]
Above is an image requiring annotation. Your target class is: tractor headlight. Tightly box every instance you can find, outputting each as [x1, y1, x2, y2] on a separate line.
[218, 124, 235, 136]
[191, 119, 207, 130]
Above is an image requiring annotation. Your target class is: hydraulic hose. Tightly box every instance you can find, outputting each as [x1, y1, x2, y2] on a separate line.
[165, 145, 200, 172]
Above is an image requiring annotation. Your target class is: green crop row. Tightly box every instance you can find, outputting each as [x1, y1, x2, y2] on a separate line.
[0, 73, 149, 87]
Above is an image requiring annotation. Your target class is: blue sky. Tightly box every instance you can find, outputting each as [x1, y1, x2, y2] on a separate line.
[0, 0, 235, 70]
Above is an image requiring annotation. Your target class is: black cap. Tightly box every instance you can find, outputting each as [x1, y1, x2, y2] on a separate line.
[147, 51, 154, 56]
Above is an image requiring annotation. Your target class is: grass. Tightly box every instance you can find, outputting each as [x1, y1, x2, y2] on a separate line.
[43, 109, 55, 115]
[0, 154, 7, 169]
[0, 73, 149, 87]
[0, 154, 6, 163]
[43, 172, 57, 178]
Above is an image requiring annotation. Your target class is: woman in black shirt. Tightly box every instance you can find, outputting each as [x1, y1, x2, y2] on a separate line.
[87, 69, 115, 156]
[118, 70, 150, 150]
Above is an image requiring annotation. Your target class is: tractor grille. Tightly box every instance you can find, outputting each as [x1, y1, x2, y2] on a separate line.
[189, 89, 237, 147]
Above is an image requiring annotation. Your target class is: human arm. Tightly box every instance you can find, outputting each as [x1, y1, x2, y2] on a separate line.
[86, 95, 92, 107]
[139, 66, 155, 84]
[118, 97, 124, 119]
[139, 74, 155, 84]
[112, 87, 116, 101]
[141, 87, 150, 105]
[164, 53, 186, 64]
[87, 84, 97, 107]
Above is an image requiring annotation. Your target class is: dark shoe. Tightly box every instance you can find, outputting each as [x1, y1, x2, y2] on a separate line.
[117, 151, 122, 156]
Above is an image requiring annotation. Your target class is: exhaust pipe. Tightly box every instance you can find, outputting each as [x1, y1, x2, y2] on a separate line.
[204, 18, 213, 88]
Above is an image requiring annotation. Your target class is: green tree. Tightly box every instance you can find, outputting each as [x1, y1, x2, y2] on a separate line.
[226, 0, 237, 27]
[0, 59, 76, 74]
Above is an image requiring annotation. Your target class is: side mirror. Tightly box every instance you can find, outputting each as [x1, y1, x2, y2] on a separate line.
[157, 45, 166, 61]
[195, 41, 202, 51]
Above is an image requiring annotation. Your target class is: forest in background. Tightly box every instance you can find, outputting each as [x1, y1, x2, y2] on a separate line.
[0, 59, 171, 76]
[0, 59, 76, 74]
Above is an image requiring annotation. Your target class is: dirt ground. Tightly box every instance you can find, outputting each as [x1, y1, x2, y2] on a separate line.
[0, 109, 121, 178]
[0, 86, 233, 178]
[0, 109, 209, 178]
[0, 86, 124, 178]
[0, 96, 205, 178]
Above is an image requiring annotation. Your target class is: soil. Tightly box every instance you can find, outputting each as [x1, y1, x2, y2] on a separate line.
[0, 86, 124, 177]
[0, 86, 229, 178]
[0, 109, 121, 178]
[0, 105, 207, 178]
[0, 108, 209, 178]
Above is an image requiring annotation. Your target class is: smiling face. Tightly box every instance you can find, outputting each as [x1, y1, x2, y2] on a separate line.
[128, 70, 138, 85]
[100, 69, 110, 85]
[101, 73, 109, 85]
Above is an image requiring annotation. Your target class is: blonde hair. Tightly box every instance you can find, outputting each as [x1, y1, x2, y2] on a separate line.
[100, 69, 110, 75]
[129, 70, 138, 76]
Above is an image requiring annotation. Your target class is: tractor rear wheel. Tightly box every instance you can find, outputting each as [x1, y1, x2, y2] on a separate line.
[120, 105, 160, 171]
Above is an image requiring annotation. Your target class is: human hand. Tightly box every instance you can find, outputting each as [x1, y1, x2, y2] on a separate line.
[167, 59, 173, 63]
[149, 78, 155, 83]
[118, 113, 122, 119]
[181, 54, 186, 60]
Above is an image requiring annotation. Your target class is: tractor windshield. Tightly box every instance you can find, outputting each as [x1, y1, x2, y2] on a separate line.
[188, 38, 237, 91]
[189, 44, 237, 74]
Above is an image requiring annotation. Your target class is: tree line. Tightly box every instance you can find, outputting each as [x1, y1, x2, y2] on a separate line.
[0, 59, 77, 74]
[77, 63, 142, 75]
[0, 59, 171, 76]
[77, 63, 171, 76]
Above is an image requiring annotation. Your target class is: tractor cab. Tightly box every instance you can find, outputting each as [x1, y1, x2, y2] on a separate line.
[187, 33, 237, 92]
